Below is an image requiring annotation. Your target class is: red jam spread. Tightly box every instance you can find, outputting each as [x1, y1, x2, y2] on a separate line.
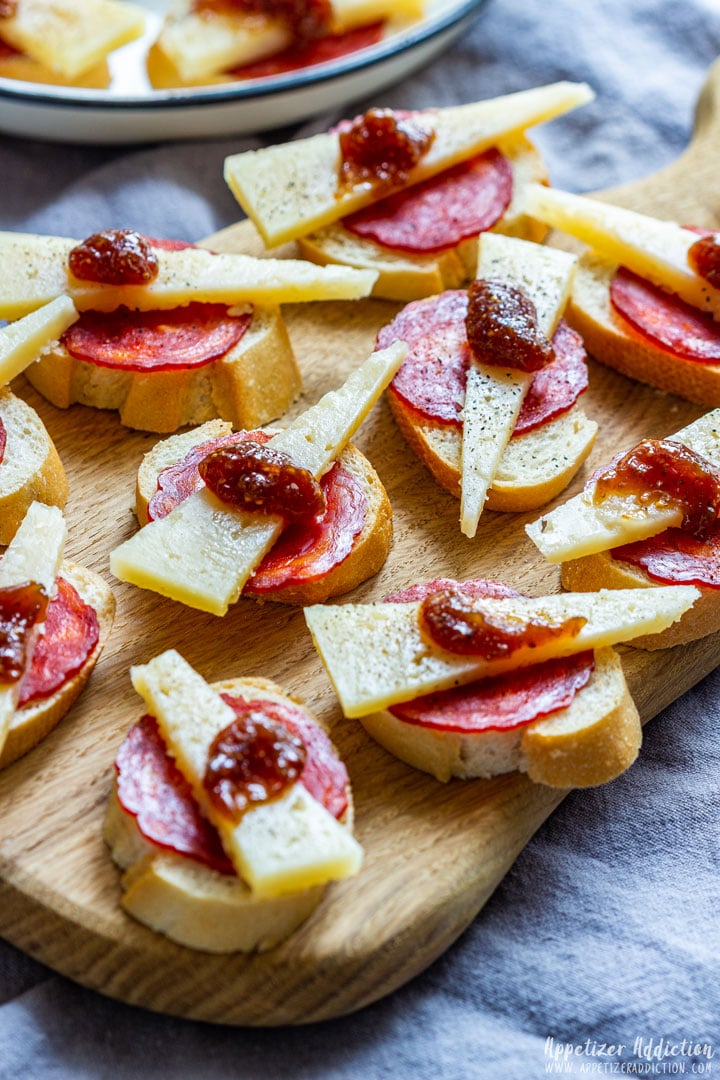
[465, 279, 555, 372]
[0, 582, 49, 685]
[592, 437, 720, 538]
[203, 707, 307, 823]
[68, 230, 159, 286]
[338, 108, 436, 191]
[418, 587, 586, 659]
[198, 440, 325, 523]
[688, 232, 720, 290]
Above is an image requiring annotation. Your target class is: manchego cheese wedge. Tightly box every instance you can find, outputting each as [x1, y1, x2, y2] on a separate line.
[305, 586, 698, 717]
[459, 234, 577, 538]
[0, 0, 145, 80]
[523, 184, 720, 320]
[0, 296, 77, 386]
[526, 409, 720, 562]
[224, 82, 594, 248]
[131, 650, 363, 898]
[0, 502, 66, 753]
[0, 232, 377, 320]
[110, 341, 407, 615]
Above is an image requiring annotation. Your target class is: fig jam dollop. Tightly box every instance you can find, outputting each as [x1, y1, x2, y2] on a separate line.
[203, 710, 306, 823]
[198, 440, 325, 523]
[465, 278, 555, 371]
[68, 229, 159, 286]
[0, 582, 49, 685]
[418, 588, 586, 659]
[338, 108, 436, 191]
[592, 437, 720, 538]
[688, 232, 720, 290]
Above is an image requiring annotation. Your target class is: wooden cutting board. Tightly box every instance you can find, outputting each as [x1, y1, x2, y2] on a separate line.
[1, 62, 719, 1027]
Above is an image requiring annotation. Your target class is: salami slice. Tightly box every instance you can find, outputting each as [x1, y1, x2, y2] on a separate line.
[18, 577, 99, 706]
[230, 21, 384, 80]
[115, 696, 349, 873]
[612, 525, 720, 588]
[610, 266, 720, 363]
[62, 303, 251, 373]
[149, 430, 369, 591]
[385, 579, 594, 734]
[380, 291, 588, 433]
[342, 148, 513, 254]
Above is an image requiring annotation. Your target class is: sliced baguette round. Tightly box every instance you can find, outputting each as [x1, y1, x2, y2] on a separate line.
[297, 136, 549, 301]
[0, 388, 68, 546]
[105, 675, 353, 953]
[24, 304, 301, 434]
[359, 646, 641, 789]
[569, 253, 720, 406]
[388, 388, 597, 512]
[560, 551, 720, 650]
[0, 560, 116, 769]
[136, 420, 393, 605]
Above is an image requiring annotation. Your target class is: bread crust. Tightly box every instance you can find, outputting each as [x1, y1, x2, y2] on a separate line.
[135, 422, 393, 605]
[0, 560, 116, 768]
[0, 389, 68, 546]
[297, 136, 550, 301]
[105, 675, 354, 953]
[24, 304, 301, 434]
[569, 254, 720, 406]
[359, 647, 641, 789]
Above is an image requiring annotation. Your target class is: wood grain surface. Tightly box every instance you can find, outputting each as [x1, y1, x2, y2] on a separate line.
[1, 61, 720, 1027]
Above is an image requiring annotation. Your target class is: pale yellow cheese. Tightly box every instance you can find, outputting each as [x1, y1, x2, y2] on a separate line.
[131, 651, 362, 898]
[0, 0, 145, 80]
[523, 184, 720, 320]
[0, 502, 66, 753]
[110, 341, 406, 614]
[0, 232, 377, 320]
[459, 235, 577, 537]
[224, 82, 594, 247]
[304, 586, 698, 717]
[0, 297, 77, 385]
[526, 409, 720, 562]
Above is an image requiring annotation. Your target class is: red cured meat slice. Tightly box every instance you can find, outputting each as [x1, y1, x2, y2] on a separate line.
[610, 266, 720, 363]
[379, 291, 588, 433]
[148, 430, 368, 591]
[115, 696, 349, 873]
[612, 525, 720, 589]
[18, 577, 99, 706]
[229, 21, 384, 80]
[385, 579, 594, 734]
[342, 148, 512, 254]
[62, 303, 251, 373]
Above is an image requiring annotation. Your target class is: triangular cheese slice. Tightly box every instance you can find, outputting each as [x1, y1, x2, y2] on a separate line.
[304, 585, 698, 717]
[109, 341, 407, 614]
[459, 234, 577, 537]
[0, 233, 378, 320]
[523, 184, 720, 320]
[0, 296, 77, 385]
[0, 0, 145, 80]
[131, 650, 362, 898]
[224, 82, 594, 247]
[0, 502, 66, 753]
[526, 409, 720, 562]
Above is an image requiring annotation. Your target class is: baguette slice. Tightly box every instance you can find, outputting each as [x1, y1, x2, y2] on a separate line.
[1, 560, 116, 768]
[360, 647, 640, 788]
[297, 135, 549, 301]
[105, 675, 356, 953]
[26, 305, 301, 435]
[136, 421, 392, 605]
[0, 390, 68, 545]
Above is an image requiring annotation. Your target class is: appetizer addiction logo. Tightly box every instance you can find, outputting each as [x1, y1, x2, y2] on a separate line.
[543, 1036, 715, 1074]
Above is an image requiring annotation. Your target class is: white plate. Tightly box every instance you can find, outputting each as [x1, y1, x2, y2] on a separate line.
[0, 0, 488, 144]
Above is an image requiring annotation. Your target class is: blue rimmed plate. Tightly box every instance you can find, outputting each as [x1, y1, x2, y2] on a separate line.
[0, 0, 488, 144]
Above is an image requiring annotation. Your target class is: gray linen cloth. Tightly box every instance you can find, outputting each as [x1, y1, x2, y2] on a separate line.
[1, 1, 720, 1076]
